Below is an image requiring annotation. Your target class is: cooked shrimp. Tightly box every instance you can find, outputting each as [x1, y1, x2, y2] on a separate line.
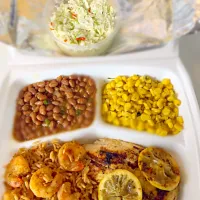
[3, 191, 15, 200]
[30, 167, 63, 198]
[58, 142, 86, 172]
[5, 155, 30, 188]
[57, 182, 80, 200]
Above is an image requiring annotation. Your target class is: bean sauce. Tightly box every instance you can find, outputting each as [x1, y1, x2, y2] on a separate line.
[13, 75, 96, 141]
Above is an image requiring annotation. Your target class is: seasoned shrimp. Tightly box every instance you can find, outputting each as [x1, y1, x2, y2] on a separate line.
[30, 167, 63, 198]
[5, 155, 30, 188]
[58, 142, 86, 172]
[3, 192, 15, 200]
[57, 182, 80, 200]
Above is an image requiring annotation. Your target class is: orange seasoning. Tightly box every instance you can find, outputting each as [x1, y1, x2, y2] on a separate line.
[64, 39, 67, 42]
[71, 13, 77, 19]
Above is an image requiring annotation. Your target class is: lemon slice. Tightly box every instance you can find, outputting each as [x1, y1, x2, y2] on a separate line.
[138, 147, 180, 191]
[98, 169, 142, 200]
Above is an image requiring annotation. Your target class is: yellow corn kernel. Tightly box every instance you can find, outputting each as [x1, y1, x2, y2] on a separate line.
[121, 118, 130, 127]
[127, 81, 134, 87]
[162, 78, 171, 85]
[167, 84, 173, 89]
[162, 107, 171, 116]
[141, 114, 151, 121]
[122, 93, 128, 101]
[147, 126, 155, 133]
[174, 99, 181, 106]
[135, 80, 141, 87]
[144, 103, 150, 110]
[156, 127, 168, 136]
[167, 95, 176, 102]
[157, 99, 165, 109]
[144, 109, 151, 115]
[177, 116, 184, 124]
[102, 103, 108, 113]
[123, 84, 129, 91]
[137, 121, 145, 131]
[138, 100, 143, 105]
[173, 107, 178, 115]
[110, 81, 115, 88]
[166, 119, 173, 129]
[131, 93, 139, 101]
[131, 113, 137, 119]
[132, 75, 139, 80]
[139, 88, 147, 94]
[124, 103, 132, 111]
[117, 92, 122, 97]
[116, 81, 124, 88]
[174, 123, 183, 131]
[117, 112, 122, 117]
[154, 88, 162, 95]
[130, 119, 137, 129]
[128, 88, 135, 94]
[152, 108, 161, 114]
[113, 118, 120, 126]
[147, 119, 155, 126]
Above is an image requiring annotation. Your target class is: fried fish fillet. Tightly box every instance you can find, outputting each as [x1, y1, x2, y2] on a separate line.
[85, 138, 179, 200]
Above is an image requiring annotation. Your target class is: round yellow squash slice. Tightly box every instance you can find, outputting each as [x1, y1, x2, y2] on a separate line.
[138, 147, 180, 191]
[98, 169, 142, 200]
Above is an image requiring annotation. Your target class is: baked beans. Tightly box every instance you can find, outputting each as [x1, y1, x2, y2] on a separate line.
[13, 75, 96, 141]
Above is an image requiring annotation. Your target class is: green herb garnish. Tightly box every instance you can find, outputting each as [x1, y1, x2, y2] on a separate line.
[43, 99, 49, 105]
[45, 119, 50, 126]
[76, 109, 82, 116]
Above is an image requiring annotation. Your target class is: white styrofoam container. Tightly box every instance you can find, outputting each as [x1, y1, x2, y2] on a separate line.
[0, 57, 200, 199]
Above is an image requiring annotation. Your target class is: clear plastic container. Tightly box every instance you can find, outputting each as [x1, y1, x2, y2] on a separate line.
[44, 0, 121, 57]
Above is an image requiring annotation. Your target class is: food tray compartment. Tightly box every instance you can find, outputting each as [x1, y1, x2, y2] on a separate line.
[0, 58, 200, 199]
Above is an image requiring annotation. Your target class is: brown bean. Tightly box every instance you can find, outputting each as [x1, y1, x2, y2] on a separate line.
[39, 105, 46, 115]
[49, 80, 58, 88]
[63, 121, 69, 128]
[57, 118, 64, 124]
[56, 98, 63, 103]
[36, 114, 45, 121]
[28, 87, 37, 95]
[24, 92, 32, 102]
[25, 116, 31, 123]
[74, 86, 80, 92]
[23, 111, 32, 116]
[69, 75, 78, 80]
[37, 93, 47, 101]
[74, 95, 80, 99]
[53, 106, 61, 114]
[18, 99, 24, 106]
[23, 87, 28, 92]
[30, 112, 36, 121]
[65, 91, 73, 99]
[53, 95, 57, 101]
[52, 101, 60, 106]
[38, 87, 45, 93]
[80, 82, 86, 87]
[61, 79, 69, 85]
[83, 92, 89, 98]
[37, 82, 45, 87]
[86, 106, 93, 112]
[22, 104, 29, 111]
[88, 79, 95, 86]
[69, 80, 75, 87]
[46, 104, 54, 111]
[56, 75, 63, 82]
[54, 91, 62, 98]
[49, 121, 56, 129]
[76, 104, 86, 111]
[77, 98, 87, 105]
[53, 113, 62, 121]
[35, 101, 43, 106]
[33, 106, 39, 113]
[35, 120, 42, 126]
[45, 86, 54, 93]
[83, 77, 88, 82]
[84, 110, 93, 119]
[30, 97, 37, 106]
[66, 104, 72, 110]
[69, 108, 75, 116]
[47, 111, 53, 117]
[67, 115, 73, 122]
[68, 99, 76, 106]
[86, 86, 95, 95]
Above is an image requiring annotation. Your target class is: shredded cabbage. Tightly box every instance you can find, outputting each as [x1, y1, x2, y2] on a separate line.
[50, 0, 116, 45]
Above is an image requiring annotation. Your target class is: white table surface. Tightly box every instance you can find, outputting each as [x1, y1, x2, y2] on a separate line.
[0, 35, 199, 106]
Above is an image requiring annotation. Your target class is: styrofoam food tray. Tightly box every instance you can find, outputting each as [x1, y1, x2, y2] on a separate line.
[0, 57, 200, 199]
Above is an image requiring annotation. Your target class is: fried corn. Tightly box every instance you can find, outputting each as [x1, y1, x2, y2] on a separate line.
[102, 76, 184, 136]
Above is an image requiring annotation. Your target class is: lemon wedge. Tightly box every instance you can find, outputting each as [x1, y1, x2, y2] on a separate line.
[98, 169, 142, 200]
[138, 147, 180, 191]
